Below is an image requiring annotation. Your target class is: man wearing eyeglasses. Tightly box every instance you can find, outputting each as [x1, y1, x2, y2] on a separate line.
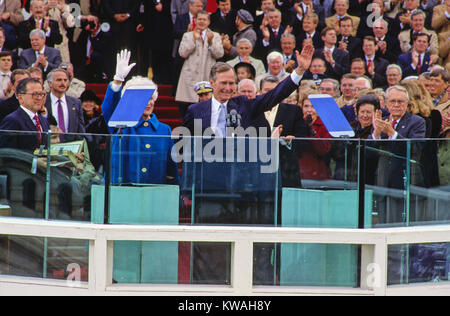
[0, 78, 50, 151]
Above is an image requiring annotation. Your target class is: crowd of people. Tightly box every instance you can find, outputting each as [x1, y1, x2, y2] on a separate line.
[0, 0, 448, 188]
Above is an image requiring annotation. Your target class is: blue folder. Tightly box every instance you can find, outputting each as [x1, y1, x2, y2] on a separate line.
[108, 86, 156, 128]
[308, 94, 355, 138]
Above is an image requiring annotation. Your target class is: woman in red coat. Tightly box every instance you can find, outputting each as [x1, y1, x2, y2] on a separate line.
[297, 89, 332, 180]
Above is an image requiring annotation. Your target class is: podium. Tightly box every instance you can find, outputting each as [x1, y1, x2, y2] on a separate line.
[91, 184, 179, 284]
[280, 188, 373, 286]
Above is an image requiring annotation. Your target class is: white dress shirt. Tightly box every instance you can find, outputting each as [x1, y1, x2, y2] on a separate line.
[50, 93, 69, 132]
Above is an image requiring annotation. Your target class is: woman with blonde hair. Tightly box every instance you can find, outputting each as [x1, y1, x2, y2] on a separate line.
[401, 80, 442, 187]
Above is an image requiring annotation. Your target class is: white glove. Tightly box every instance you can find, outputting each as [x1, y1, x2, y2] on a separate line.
[113, 49, 136, 82]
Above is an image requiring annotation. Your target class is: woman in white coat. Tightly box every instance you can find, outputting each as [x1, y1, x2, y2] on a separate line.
[176, 10, 224, 105]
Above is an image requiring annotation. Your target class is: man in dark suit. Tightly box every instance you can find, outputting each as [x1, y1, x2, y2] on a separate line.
[371, 84, 426, 229]
[136, 0, 173, 83]
[0, 78, 49, 151]
[101, 0, 141, 54]
[210, 0, 237, 38]
[372, 18, 402, 64]
[287, 0, 326, 34]
[17, 0, 62, 50]
[44, 69, 85, 142]
[0, 69, 31, 124]
[231, 0, 259, 18]
[313, 27, 350, 80]
[296, 13, 323, 51]
[183, 43, 315, 136]
[337, 16, 362, 61]
[72, 16, 114, 83]
[251, 75, 309, 189]
[255, 8, 285, 60]
[362, 36, 389, 88]
[18, 29, 62, 78]
[397, 32, 432, 78]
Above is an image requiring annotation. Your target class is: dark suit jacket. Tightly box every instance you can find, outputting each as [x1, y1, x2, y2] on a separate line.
[102, 0, 141, 22]
[337, 35, 362, 61]
[44, 94, 85, 142]
[184, 74, 299, 134]
[255, 25, 286, 61]
[0, 22, 17, 51]
[210, 9, 237, 38]
[231, 0, 259, 18]
[17, 18, 63, 49]
[72, 29, 114, 82]
[375, 111, 426, 189]
[0, 107, 50, 151]
[18, 46, 62, 76]
[397, 52, 431, 78]
[313, 47, 350, 80]
[382, 111, 426, 140]
[363, 55, 389, 88]
[251, 103, 309, 188]
[0, 95, 20, 124]
[296, 30, 324, 52]
[375, 35, 402, 64]
[286, 3, 326, 33]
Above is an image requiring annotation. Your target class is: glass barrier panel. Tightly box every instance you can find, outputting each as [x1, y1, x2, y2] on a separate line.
[0, 234, 89, 281]
[112, 240, 231, 285]
[45, 132, 103, 221]
[254, 242, 360, 287]
[0, 130, 51, 219]
[387, 242, 450, 285]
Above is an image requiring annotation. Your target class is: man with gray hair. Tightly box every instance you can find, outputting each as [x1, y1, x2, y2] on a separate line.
[237, 78, 257, 99]
[255, 51, 289, 89]
[44, 68, 85, 141]
[386, 64, 403, 87]
[372, 85, 426, 139]
[18, 29, 62, 77]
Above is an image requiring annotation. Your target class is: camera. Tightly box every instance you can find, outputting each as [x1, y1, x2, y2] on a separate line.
[80, 19, 97, 29]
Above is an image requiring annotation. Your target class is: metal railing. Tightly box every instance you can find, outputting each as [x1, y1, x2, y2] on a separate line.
[0, 217, 450, 296]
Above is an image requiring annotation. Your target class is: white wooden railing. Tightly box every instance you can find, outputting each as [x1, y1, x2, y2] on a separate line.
[0, 217, 449, 296]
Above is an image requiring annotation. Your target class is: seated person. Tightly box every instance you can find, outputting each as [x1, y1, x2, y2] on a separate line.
[18, 29, 62, 78]
[255, 51, 289, 89]
[234, 62, 256, 82]
[226, 38, 266, 78]
[101, 50, 180, 185]
[301, 57, 327, 85]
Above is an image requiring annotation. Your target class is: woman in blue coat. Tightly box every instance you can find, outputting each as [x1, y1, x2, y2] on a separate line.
[102, 50, 179, 185]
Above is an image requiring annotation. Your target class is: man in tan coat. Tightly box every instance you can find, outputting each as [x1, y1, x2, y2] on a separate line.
[176, 10, 224, 105]
[432, 0, 450, 71]
[398, 10, 439, 65]
[0, 0, 24, 26]
[325, 0, 359, 37]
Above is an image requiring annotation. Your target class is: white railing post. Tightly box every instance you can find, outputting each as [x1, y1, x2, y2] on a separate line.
[231, 239, 254, 295]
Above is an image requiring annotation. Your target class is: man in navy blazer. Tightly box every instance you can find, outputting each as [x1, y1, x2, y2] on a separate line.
[18, 29, 62, 77]
[183, 43, 314, 136]
[0, 78, 50, 151]
[397, 33, 432, 78]
[313, 27, 350, 80]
